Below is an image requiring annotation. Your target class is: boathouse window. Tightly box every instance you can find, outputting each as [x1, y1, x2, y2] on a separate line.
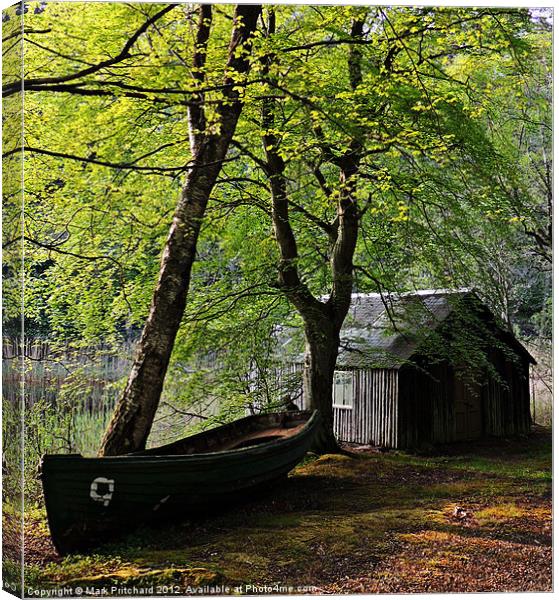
[333, 371, 353, 409]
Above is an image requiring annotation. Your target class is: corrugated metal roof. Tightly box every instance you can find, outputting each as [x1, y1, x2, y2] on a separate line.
[337, 289, 472, 369]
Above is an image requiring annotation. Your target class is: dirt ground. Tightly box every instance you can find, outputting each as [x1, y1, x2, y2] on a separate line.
[4, 427, 552, 595]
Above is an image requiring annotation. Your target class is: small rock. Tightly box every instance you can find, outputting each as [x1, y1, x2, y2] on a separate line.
[453, 505, 472, 520]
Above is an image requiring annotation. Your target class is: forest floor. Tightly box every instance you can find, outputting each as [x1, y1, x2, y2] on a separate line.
[6, 427, 552, 595]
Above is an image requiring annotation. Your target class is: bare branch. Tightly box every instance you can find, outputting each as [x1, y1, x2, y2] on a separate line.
[2, 4, 177, 97]
[2, 28, 51, 43]
[3, 145, 188, 174]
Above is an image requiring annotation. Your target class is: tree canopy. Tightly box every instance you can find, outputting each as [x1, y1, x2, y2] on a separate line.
[2, 2, 552, 448]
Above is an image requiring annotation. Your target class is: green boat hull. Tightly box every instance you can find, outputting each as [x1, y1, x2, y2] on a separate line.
[40, 410, 318, 555]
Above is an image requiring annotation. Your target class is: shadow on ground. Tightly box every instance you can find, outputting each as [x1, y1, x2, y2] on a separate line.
[6, 426, 551, 594]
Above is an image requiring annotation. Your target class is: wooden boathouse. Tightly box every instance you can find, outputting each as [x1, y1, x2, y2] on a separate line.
[302, 289, 535, 449]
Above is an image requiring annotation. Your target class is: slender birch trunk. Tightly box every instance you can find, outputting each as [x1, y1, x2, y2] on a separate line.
[100, 4, 261, 456]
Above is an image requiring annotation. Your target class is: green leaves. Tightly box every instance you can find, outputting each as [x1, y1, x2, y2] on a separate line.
[15, 4, 549, 408]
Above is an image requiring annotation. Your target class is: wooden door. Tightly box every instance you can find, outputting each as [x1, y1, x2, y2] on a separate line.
[455, 376, 482, 440]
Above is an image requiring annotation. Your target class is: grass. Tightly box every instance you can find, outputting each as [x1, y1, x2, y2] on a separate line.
[3, 427, 551, 596]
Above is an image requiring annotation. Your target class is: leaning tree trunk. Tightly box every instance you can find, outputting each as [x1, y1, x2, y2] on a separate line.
[100, 4, 261, 456]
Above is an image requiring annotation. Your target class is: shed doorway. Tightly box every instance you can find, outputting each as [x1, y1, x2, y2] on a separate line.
[455, 377, 482, 440]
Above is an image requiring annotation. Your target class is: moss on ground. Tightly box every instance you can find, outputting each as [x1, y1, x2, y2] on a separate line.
[18, 428, 551, 594]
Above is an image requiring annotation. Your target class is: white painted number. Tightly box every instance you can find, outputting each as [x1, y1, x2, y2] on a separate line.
[90, 477, 115, 507]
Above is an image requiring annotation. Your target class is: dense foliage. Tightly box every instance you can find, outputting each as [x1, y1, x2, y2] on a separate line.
[2, 3, 552, 454]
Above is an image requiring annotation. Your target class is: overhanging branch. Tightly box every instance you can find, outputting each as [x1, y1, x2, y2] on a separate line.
[2, 4, 177, 97]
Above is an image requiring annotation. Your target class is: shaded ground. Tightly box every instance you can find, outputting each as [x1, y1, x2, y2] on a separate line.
[5, 427, 551, 595]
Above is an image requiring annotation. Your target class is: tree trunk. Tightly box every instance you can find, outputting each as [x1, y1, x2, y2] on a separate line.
[99, 4, 261, 456]
[258, 12, 364, 455]
[99, 159, 224, 456]
[303, 319, 340, 453]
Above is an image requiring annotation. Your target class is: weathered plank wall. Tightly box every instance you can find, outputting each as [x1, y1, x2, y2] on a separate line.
[294, 347, 531, 449]
[398, 351, 531, 448]
[333, 405, 353, 441]
[483, 349, 531, 436]
[397, 362, 454, 448]
[333, 369, 398, 447]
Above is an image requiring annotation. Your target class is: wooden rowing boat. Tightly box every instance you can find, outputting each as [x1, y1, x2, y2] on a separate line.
[39, 410, 318, 555]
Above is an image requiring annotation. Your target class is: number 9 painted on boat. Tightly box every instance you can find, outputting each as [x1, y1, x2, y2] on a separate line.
[89, 477, 115, 507]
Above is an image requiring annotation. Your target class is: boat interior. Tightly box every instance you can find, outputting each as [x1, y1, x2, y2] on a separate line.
[132, 410, 313, 456]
